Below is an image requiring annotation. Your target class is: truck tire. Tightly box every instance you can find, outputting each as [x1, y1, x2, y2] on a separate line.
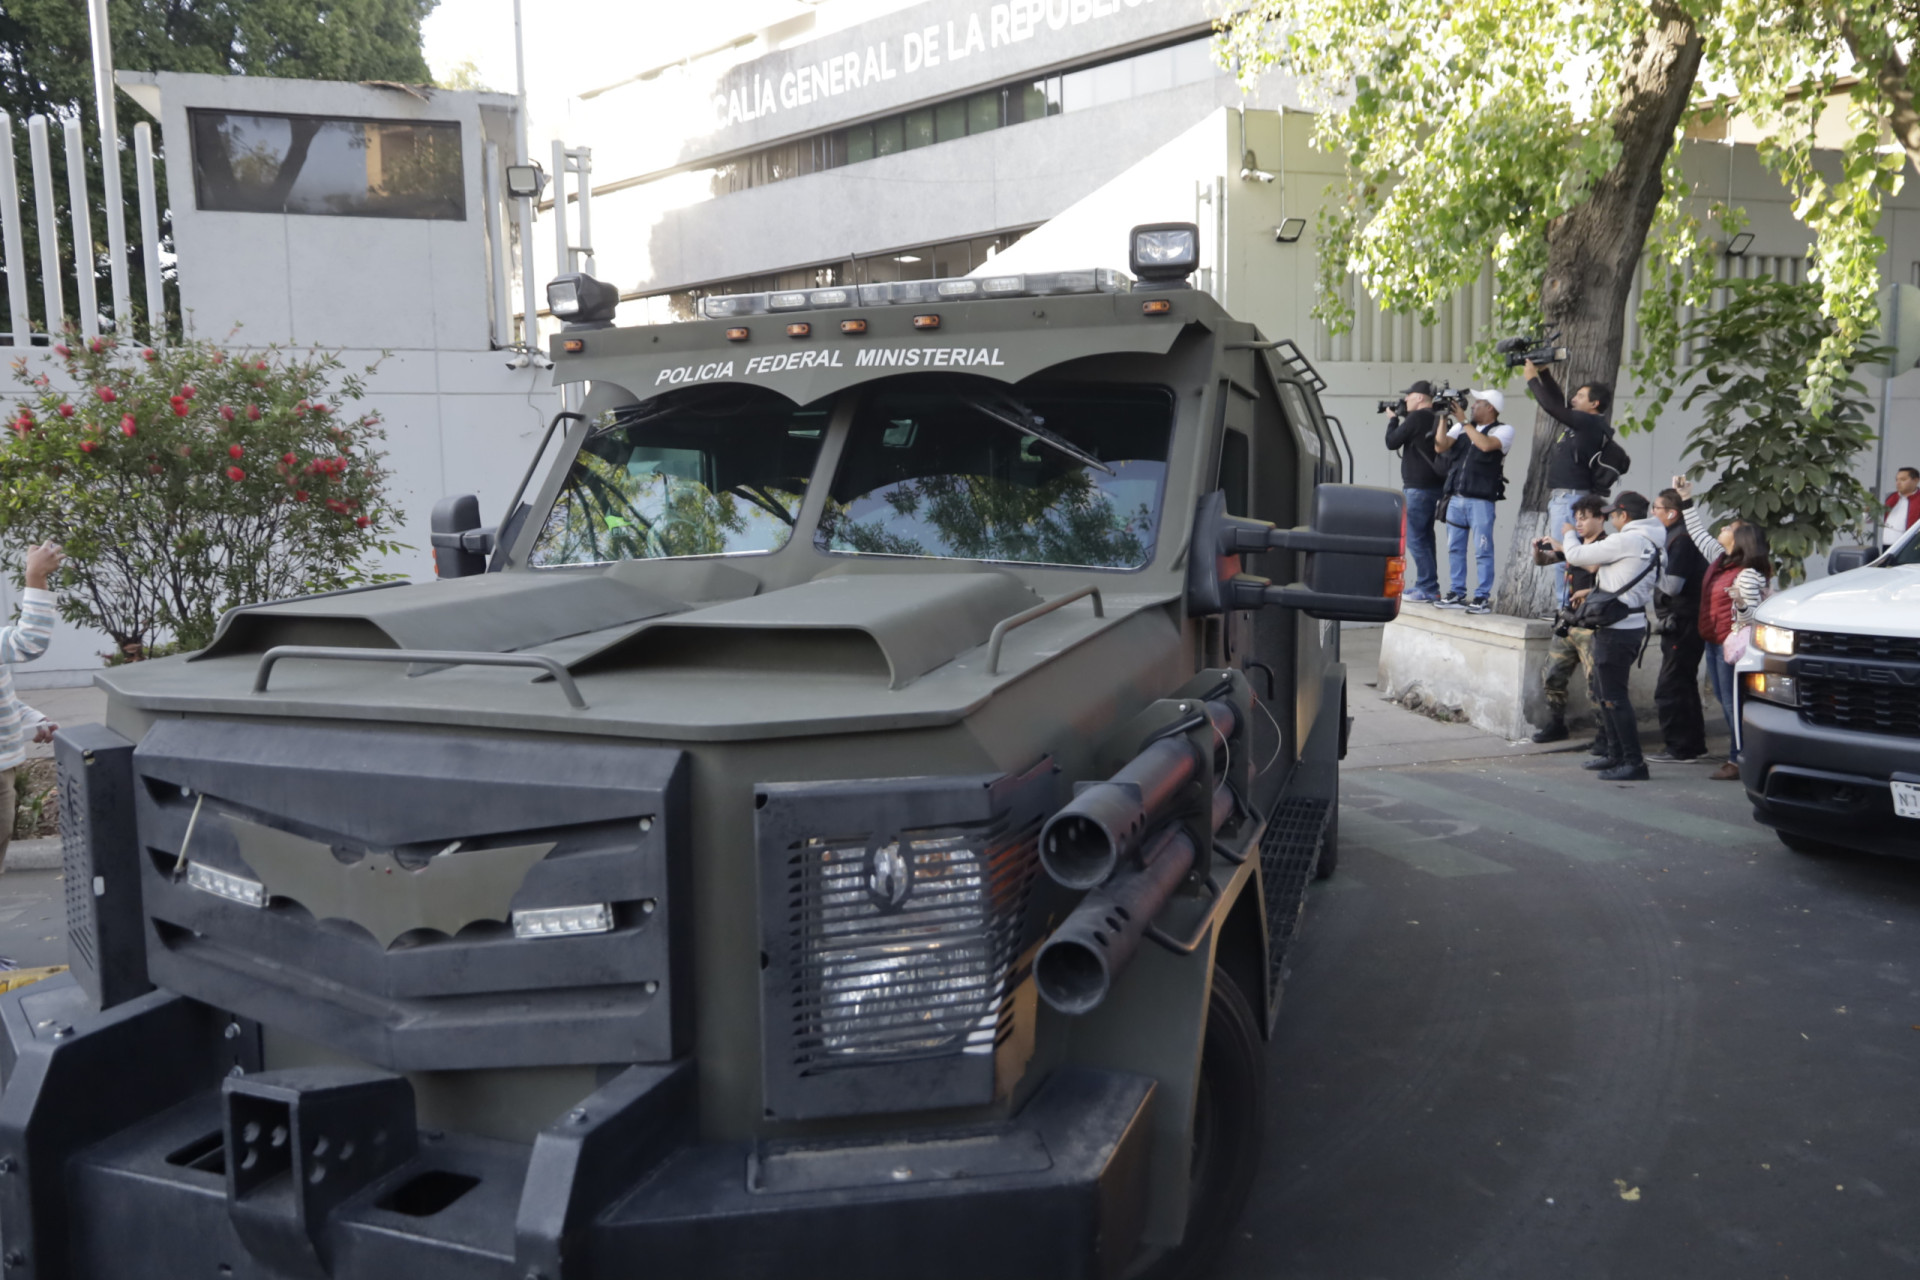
[1140, 967, 1265, 1280]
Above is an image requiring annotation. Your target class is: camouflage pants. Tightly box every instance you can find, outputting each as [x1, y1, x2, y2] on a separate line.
[1543, 627, 1598, 712]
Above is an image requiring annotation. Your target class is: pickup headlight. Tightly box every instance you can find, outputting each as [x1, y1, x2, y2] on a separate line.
[1744, 671, 1799, 707]
[1754, 624, 1796, 656]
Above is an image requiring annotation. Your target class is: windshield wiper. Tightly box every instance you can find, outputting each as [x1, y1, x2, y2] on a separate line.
[962, 393, 1116, 476]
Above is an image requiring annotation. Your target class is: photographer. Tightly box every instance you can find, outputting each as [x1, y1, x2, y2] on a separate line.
[1524, 357, 1614, 608]
[1645, 488, 1708, 762]
[1546, 491, 1664, 781]
[1382, 381, 1447, 602]
[1433, 390, 1513, 614]
[1530, 494, 1612, 755]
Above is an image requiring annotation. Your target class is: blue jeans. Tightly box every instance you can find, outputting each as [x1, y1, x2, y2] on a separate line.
[1704, 641, 1739, 761]
[1547, 488, 1584, 607]
[1445, 496, 1497, 599]
[1404, 486, 1442, 598]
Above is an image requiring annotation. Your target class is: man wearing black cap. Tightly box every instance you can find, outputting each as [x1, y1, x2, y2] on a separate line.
[1546, 490, 1664, 781]
[1383, 382, 1445, 602]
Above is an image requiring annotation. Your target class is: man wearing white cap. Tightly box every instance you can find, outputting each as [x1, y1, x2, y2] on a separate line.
[1432, 389, 1515, 614]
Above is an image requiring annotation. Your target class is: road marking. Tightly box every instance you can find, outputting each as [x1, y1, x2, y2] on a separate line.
[1483, 772, 1769, 850]
[1342, 809, 1513, 878]
[1349, 773, 1645, 864]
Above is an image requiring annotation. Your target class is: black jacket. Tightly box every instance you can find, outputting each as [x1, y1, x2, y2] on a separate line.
[1384, 408, 1446, 490]
[1531, 369, 1612, 493]
[1656, 517, 1707, 619]
[1443, 422, 1508, 502]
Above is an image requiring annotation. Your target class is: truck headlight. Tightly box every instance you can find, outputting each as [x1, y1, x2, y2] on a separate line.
[1754, 624, 1795, 655]
[1744, 672, 1799, 707]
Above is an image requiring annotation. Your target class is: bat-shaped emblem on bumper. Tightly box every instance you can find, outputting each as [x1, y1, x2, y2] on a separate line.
[224, 813, 556, 948]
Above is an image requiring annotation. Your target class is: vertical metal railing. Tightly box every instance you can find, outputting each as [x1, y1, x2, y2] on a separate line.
[0, 108, 169, 346]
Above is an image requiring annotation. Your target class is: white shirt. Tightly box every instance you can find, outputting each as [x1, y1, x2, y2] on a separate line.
[1448, 421, 1515, 454]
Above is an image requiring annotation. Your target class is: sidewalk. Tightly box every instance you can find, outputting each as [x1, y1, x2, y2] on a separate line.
[1340, 624, 1729, 770]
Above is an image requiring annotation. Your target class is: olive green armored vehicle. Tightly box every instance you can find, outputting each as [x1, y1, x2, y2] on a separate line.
[0, 224, 1403, 1280]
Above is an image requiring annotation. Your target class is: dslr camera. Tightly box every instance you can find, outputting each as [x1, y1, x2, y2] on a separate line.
[1497, 331, 1570, 369]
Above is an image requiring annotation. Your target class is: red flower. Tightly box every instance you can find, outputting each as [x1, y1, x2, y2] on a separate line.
[178, 445, 192, 457]
[88, 338, 105, 354]
[179, 385, 197, 399]
[79, 441, 97, 454]
[313, 403, 331, 416]
[294, 489, 309, 502]
[97, 387, 117, 402]
[246, 405, 262, 421]
[52, 344, 71, 358]
[148, 463, 163, 475]
[56, 403, 74, 419]
[228, 444, 244, 459]
[120, 416, 137, 437]
[218, 405, 235, 422]
[255, 361, 268, 371]
[211, 353, 225, 365]
[140, 348, 157, 362]
[295, 400, 310, 414]
[170, 397, 188, 417]
[355, 515, 370, 528]
[226, 466, 246, 481]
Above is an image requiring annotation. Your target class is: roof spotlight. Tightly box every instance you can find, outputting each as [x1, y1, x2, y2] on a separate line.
[1130, 222, 1198, 285]
[546, 273, 621, 326]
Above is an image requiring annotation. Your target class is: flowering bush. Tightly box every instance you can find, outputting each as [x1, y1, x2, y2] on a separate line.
[2, 335, 403, 657]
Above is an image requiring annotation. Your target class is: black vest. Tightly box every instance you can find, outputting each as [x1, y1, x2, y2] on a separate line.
[1450, 426, 1508, 502]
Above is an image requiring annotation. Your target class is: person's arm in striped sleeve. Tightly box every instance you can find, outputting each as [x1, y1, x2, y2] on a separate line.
[0, 543, 63, 666]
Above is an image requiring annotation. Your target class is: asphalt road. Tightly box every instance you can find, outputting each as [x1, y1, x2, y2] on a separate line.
[1223, 750, 1920, 1280]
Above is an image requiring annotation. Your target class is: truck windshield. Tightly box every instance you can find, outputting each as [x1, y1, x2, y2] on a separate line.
[815, 382, 1173, 570]
[529, 387, 828, 566]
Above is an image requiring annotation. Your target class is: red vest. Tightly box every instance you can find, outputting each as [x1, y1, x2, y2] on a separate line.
[1698, 558, 1741, 645]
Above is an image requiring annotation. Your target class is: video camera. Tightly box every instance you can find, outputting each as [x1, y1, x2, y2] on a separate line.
[1378, 382, 1473, 416]
[1497, 332, 1569, 369]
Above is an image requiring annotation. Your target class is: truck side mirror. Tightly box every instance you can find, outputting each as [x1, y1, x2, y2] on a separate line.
[430, 494, 496, 579]
[1826, 545, 1873, 575]
[1185, 485, 1405, 622]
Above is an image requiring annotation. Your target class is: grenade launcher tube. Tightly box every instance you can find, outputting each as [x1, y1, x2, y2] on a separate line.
[1038, 698, 1239, 890]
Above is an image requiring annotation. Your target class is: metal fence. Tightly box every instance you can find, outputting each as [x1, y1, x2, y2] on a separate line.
[0, 110, 168, 347]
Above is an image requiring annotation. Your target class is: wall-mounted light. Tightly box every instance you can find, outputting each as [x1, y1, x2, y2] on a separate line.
[1274, 218, 1307, 244]
[505, 162, 547, 200]
[1725, 232, 1754, 256]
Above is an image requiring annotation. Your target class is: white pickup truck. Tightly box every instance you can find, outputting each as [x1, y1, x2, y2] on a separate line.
[1736, 526, 1920, 857]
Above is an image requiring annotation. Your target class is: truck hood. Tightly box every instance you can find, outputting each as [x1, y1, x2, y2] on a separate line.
[100, 567, 1172, 741]
[1756, 563, 1920, 637]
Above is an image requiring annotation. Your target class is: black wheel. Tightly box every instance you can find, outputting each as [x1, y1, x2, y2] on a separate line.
[1138, 967, 1266, 1280]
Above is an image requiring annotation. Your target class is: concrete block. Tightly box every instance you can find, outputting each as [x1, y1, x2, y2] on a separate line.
[1380, 604, 1682, 741]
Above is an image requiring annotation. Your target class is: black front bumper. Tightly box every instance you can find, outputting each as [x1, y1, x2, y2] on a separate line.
[0, 976, 1155, 1280]
[1740, 701, 1920, 858]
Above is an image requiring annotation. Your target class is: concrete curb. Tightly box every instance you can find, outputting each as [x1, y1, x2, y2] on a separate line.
[4, 837, 62, 872]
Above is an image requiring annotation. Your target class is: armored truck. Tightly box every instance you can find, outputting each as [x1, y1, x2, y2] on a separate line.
[0, 224, 1404, 1280]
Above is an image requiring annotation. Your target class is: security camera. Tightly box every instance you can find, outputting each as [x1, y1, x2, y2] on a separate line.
[505, 351, 531, 370]
[1240, 167, 1276, 183]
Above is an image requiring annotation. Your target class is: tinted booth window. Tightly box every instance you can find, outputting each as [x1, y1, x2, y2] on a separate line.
[189, 110, 465, 219]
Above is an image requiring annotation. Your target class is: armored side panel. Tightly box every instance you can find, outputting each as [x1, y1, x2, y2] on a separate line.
[131, 719, 690, 1071]
[55, 724, 152, 1010]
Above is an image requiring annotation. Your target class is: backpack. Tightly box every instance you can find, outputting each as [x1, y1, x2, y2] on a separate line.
[1588, 430, 1631, 493]
[1568, 538, 1660, 630]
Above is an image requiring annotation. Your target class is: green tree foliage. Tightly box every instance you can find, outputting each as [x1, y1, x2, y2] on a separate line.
[1, 334, 403, 655]
[1680, 277, 1883, 582]
[0, 0, 438, 336]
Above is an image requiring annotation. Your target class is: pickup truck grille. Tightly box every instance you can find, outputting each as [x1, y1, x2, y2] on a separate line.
[1796, 631, 1920, 662]
[1797, 677, 1920, 737]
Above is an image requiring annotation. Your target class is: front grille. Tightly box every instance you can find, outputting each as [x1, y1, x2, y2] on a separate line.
[1797, 631, 1920, 661]
[785, 822, 1039, 1066]
[1798, 677, 1920, 737]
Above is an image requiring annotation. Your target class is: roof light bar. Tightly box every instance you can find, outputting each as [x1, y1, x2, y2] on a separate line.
[700, 269, 1130, 320]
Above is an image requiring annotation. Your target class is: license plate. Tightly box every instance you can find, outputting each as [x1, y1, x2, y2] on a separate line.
[1894, 780, 1920, 820]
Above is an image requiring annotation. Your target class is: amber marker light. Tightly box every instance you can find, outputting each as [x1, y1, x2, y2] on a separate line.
[562, 338, 586, 353]
[912, 314, 941, 330]
[1142, 299, 1173, 315]
[787, 322, 812, 338]
[840, 319, 868, 334]
[726, 327, 750, 342]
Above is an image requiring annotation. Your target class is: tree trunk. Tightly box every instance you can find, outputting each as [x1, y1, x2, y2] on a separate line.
[1493, 3, 1705, 618]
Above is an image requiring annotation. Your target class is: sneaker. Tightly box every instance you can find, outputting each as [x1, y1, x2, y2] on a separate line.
[1582, 755, 1622, 771]
[1465, 597, 1492, 614]
[1599, 762, 1650, 781]
[1644, 750, 1704, 763]
[1435, 592, 1468, 609]
[1531, 719, 1569, 744]
[1403, 590, 1439, 604]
